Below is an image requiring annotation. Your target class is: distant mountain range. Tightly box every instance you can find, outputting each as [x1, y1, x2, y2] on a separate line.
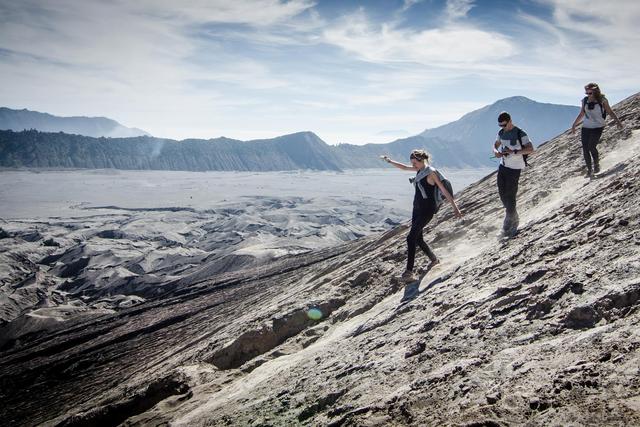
[0, 130, 344, 171]
[420, 95, 579, 144]
[0, 107, 150, 138]
[0, 97, 580, 171]
[332, 96, 580, 169]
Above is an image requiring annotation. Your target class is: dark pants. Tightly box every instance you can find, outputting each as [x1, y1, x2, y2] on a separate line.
[497, 165, 521, 215]
[581, 127, 604, 171]
[406, 208, 437, 271]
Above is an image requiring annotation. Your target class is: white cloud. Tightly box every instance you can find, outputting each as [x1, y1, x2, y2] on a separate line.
[323, 9, 515, 66]
[539, 0, 640, 38]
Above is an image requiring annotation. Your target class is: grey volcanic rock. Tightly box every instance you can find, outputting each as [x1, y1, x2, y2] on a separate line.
[0, 94, 639, 426]
[0, 107, 150, 138]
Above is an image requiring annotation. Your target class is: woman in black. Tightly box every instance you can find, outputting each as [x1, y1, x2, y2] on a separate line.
[382, 150, 462, 282]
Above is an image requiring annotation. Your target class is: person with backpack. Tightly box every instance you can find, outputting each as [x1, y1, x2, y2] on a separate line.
[493, 111, 534, 238]
[571, 82, 623, 176]
[382, 149, 462, 282]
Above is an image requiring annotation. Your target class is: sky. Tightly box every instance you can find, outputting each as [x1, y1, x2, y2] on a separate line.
[0, 0, 638, 144]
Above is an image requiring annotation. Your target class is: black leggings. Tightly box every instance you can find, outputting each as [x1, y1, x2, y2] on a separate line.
[581, 127, 604, 171]
[406, 207, 437, 271]
[497, 164, 521, 216]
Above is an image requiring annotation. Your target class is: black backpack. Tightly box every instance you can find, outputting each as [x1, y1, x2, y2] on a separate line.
[433, 169, 454, 212]
[582, 96, 607, 120]
[499, 126, 531, 167]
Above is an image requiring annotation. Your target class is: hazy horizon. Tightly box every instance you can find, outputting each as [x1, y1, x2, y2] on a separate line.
[1, 94, 579, 145]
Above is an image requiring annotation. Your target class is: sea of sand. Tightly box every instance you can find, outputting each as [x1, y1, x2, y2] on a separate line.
[0, 167, 492, 219]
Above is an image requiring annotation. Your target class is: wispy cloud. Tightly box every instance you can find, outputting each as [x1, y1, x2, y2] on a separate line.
[510, 0, 640, 96]
[124, 0, 316, 27]
[401, 0, 424, 12]
[445, 0, 475, 22]
[322, 9, 515, 66]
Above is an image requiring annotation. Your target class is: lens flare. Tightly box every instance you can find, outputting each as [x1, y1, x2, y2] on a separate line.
[307, 308, 323, 320]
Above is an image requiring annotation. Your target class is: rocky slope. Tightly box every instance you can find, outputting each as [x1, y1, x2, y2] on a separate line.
[0, 93, 639, 426]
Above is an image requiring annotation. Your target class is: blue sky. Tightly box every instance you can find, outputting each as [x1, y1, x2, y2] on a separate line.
[0, 0, 638, 144]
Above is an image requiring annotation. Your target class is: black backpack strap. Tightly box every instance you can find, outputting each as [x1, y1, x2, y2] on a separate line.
[514, 126, 530, 167]
[599, 97, 607, 119]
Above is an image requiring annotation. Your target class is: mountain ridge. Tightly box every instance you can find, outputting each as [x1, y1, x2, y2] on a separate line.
[0, 107, 150, 138]
[0, 97, 582, 170]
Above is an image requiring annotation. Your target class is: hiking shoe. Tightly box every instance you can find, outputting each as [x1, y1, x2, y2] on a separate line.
[503, 212, 519, 234]
[504, 227, 518, 238]
[502, 215, 511, 232]
[401, 270, 417, 282]
[594, 163, 600, 174]
[511, 212, 519, 230]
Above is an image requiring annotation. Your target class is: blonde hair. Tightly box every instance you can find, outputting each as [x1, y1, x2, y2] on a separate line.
[585, 82, 605, 103]
[409, 149, 430, 163]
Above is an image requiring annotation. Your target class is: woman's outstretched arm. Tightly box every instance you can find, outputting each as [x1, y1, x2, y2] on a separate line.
[431, 171, 463, 218]
[381, 155, 418, 171]
[571, 109, 585, 133]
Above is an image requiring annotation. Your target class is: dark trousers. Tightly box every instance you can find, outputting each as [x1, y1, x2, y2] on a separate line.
[406, 208, 437, 271]
[581, 127, 604, 171]
[497, 164, 521, 216]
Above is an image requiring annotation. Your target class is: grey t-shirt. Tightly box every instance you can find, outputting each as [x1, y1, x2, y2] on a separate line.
[496, 127, 531, 170]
